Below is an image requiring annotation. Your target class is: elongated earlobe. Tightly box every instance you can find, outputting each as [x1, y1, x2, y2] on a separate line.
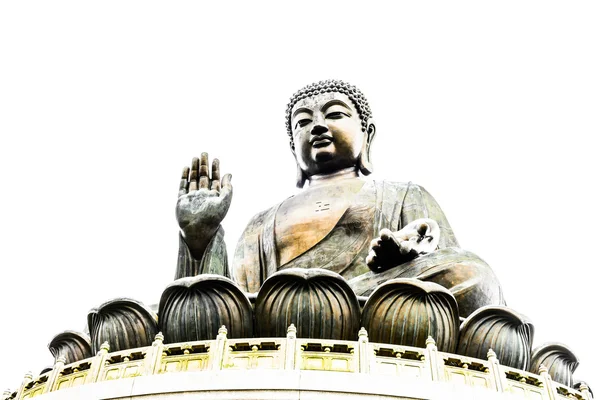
[291, 146, 308, 188]
[296, 164, 308, 188]
[358, 121, 376, 176]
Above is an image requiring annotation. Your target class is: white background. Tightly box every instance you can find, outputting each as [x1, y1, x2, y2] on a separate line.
[1, 0, 599, 391]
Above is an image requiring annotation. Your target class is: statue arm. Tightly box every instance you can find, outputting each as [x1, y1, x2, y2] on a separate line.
[175, 226, 229, 279]
[174, 154, 233, 279]
[358, 182, 504, 315]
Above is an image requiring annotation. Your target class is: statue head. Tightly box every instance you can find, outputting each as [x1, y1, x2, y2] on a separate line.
[286, 80, 376, 188]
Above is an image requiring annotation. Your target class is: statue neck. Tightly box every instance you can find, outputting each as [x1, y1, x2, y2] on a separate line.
[307, 167, 359, 187]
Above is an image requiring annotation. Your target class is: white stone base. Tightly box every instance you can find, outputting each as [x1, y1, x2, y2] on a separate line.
[36, 369, 520, 399]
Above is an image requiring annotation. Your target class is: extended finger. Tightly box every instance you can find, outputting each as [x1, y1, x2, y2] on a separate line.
[199, 175, 209, 189]
[179, 166, 190, 196]
[379, 228, 394, 241]
[370, 237, 382, 251]
[220, 174, 233, 200]
[399, 241, 412, 255]
[366, 251, 378, 267]
[200, 152, 209, 178]
[221, 174, 232, 190]
[211, 159, 220, 181]
[189, 157, 199, 192]
[211, 159, 221, 191]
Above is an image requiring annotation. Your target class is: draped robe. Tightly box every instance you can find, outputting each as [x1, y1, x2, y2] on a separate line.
[176, 180, 504, 317]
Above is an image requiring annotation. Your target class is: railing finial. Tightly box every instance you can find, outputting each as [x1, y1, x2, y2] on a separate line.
[287, 324, 297, 339]
[154, 332, 164, 343]
[218, 325, 228, 337]
[358, 327, 368, 339]
[426, 336, 436, 347]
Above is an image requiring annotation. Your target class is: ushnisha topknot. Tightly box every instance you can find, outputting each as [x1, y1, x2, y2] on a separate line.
[285, 80, 373, 150]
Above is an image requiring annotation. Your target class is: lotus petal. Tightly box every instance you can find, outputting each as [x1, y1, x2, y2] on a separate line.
[255, 268, 360, 340]
[159, 274, 252, 343]
[362, 278, 459, 351]
[87, 298, 158, 353]
[457, 306, 534, 370]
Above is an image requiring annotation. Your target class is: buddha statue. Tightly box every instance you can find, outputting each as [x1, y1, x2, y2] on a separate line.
[174, 80, 504, 317]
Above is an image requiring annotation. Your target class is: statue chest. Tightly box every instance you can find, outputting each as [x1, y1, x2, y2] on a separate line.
[275, 180, 366, 266]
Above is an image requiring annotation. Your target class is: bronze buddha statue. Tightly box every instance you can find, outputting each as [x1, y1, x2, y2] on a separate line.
[174, 80, 504, 317]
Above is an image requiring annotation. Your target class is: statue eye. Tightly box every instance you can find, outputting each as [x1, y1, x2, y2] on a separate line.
[295, 119, 312, 129]
[326, 111, 349, 120]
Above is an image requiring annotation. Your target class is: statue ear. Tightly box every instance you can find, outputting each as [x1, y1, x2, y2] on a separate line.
[290, 145, 308, 188]
[358, 119, 376, 176]
[296, 164, 308, 188]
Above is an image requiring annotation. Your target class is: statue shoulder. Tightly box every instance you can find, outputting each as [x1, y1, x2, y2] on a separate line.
[378, 179, 428, 191]
[376, 180, 438, 201]
[371, 179, 420, 200]
[243, 202, 281, 233]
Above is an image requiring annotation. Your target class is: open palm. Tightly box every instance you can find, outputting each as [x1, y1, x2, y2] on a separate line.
[176, 153, 232, 258]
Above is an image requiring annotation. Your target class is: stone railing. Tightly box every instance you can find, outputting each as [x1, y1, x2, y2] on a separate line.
[3, 326, 592, 400]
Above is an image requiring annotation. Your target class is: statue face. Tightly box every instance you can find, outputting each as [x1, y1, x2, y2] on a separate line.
[291, 92, 365, 177]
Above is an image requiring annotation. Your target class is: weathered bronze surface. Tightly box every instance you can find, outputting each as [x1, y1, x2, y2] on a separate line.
[87, 298, 158, 354]
[361, 279, 459, 352]
[530, 343, 579, 387]
[4, 80, 594, 397]
[457, 306, 534, 370]
[174, 80, 505, 319]
[175, 153, 231, 279]
[349, 248, 502, 318]
[254, 268, 360, 340]
[159, 274, 253, 343]
[48, 331, 92, 365]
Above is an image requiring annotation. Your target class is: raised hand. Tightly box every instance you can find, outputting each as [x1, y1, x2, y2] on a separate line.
[366, 218, 440, 273]
[176, 153, 232, 259]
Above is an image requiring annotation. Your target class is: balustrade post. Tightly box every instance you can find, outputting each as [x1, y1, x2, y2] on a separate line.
[487, 349, 508, 393]
[210, 326, 228, 370]
[425, 336, 443, 381]
[354, 328, 371, 374]
[44, 356, 66, 393]
[284, 324, 297, 370]
[144, 332, 164, 375]
[578, 382, 593, 400]
[85, 341, 110, 384]
[356, 328, 370, 373]
[539, 365, 558, 400]
[15, 372, 32, 400]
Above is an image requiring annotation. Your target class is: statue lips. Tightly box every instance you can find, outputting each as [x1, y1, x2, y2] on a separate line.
[310, 134, 334, 148]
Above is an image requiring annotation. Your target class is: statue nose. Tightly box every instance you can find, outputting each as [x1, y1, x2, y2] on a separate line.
[311, 124, 328, 136]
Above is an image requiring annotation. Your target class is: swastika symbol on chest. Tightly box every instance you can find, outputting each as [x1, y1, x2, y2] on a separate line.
[315, 201, 331, 212]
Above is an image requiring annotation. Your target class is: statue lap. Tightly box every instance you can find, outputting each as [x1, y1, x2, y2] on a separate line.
[348, 248, 504, 318]
[232, 180, 504, 318]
